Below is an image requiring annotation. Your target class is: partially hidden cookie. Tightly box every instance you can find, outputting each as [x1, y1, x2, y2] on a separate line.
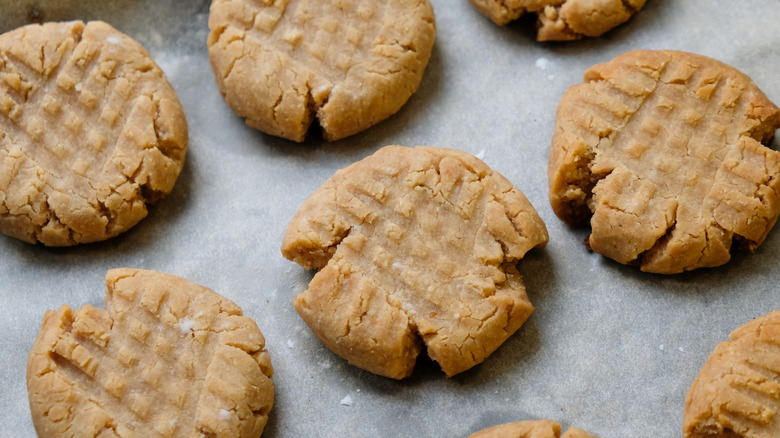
[0, 21, 188, 246]
[282, 145, 548, 378]
[207, 0, 435, 142]
[469, 0, 645, 41]
[27, 268, 274, 438]
[548, 50, 780, 274]
[469, 419, 597, 438]
[683, 311, 780, 438]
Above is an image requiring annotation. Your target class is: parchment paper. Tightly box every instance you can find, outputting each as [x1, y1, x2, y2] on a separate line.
[2, 1, 780, 436]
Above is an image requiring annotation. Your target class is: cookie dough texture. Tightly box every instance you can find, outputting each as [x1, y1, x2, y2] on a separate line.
[549, 50, 780, 274]
[282, 145, 548, 378]
[207, 0, 435, 142]
[683, 311, 780, 438]
[469, 0, 645, 41]
[0, 21, 188, 246]
[26, 268, 274, 438]
[469, 419, 597, 438]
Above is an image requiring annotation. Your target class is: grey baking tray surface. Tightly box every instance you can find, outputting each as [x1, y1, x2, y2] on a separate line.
[2, 0, 780, 436]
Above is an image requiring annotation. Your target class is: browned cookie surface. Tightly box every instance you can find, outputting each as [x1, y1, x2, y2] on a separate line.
[27, 268, 274, 438]
[282, 145, 548, 378]
[0, 21, 187, 246]
[207, 0, 435, 142]
[469, 419, 598, 438]
[469, 0, 644, 40]
[549, 50, 780, 273]
[683, 311, 780, 438]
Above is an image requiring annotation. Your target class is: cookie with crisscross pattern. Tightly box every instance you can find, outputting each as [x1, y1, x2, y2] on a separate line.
[0, 21, 187, 246]
[207, 0, 435, 142]
[282, 145, 548, 378]
[549, 50, 780, 273]
[27, 269, 274, 438]
[469, 0, 645, 41]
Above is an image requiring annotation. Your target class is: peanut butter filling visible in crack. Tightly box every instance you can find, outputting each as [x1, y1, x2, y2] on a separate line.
[207, 0, 435, 142]
[468, 0, 645, 41]
[26, 269, 274, 438]
[0, 21, 188, 246]
[549, 50, 780, 274]
[469, 419, 598, 438]
[282, 146, 548, 379]
[683, 311, 780, 438]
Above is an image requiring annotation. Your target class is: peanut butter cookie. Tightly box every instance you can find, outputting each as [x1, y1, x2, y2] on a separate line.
[0, 21, 188, 246]
[207, 0, 435, 142]
[282, 145, 548, 378]
[549, 50, 780, 273]
[469, 419, 597, 438]
[27, 269, 274, 438]
[469, 0, 645, 41]
[683, 311, 780, 438]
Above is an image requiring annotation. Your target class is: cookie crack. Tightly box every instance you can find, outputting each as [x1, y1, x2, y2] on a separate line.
[633, 204, 678, 266]
[2, 52, 42, 104]
[619, 0, 639, 14]
[36, 195, 75, 245]
[220, 32, 248, 82]
[149, 90, 185, 163]
[38, 41, 45, 82]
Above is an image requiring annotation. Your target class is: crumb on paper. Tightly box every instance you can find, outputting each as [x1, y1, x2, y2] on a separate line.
[535, 57, 550, 70]
[320, 360, 332, 369]
[679, 346, 685, 352]
[287, 339, 295, 349]
[659, 344, 664, 351]
[340, 395, 354, 406]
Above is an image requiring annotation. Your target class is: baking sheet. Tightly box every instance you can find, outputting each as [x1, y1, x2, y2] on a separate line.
[2, 1, 780, 436]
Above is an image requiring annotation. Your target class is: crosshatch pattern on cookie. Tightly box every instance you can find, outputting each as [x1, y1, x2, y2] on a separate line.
[283, 146, 548, 379]
[207, 0, 435, 141]
[26, 269, 274, 438]
[0, 21, 187, 246]
[549, 50, 780, 273]
[683, 311, 780, 438]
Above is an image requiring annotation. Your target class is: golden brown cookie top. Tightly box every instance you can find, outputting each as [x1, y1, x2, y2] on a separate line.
[0, 21, 187, 246]
[683, 311, 780, 438]
[207, 0, 435, 142]
[469, 0, 645, 40]
[469, 420, 598, 438]
[283, 145, 548, 378]
[26, 268, 274, 438]
[549, 50, 780, 273]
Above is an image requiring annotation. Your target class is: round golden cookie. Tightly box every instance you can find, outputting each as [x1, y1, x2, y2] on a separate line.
[0, 21, 188, 246]
[548, 50, 780, 274]
[683, 311, 780, 438]
[282, 145, 548, 378]
[469, 420, 597, 438]
[207, 0, 435, 142]
[27, 269, 274, 438]
[469, 0, 645, 41]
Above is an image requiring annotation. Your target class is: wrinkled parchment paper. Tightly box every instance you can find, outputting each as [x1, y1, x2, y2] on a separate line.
[2, 1, 780, 436]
